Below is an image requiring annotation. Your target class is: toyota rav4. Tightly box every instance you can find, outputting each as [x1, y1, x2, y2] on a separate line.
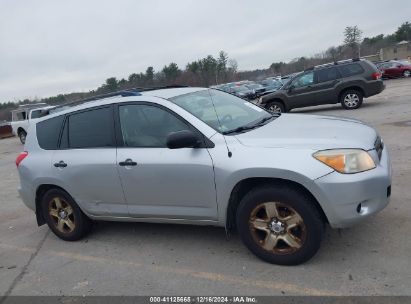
[16, 87, 391, 265]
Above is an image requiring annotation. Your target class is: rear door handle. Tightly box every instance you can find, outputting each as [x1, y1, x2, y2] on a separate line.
[119, 159, 137, 166]
[54, 161, 67, 168]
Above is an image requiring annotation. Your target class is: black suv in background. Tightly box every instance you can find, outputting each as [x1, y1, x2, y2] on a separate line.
[258, 59, 384, 113]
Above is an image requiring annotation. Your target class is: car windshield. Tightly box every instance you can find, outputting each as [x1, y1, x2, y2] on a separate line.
[233, 86, 249, 92]
[262, 79, 283, 88]
[246, 84, 261, 89]
[170, 89, 274, 134]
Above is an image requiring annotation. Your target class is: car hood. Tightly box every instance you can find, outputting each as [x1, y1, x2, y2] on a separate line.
[234, 114, 377, 150]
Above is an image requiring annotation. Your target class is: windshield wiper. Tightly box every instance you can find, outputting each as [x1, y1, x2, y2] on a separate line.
[222, 115, 276, 135]
[222, 125, 256, 135]
[252, 115, 276, 126]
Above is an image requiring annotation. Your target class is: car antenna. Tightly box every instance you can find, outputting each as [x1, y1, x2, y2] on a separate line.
[207, 90, 232, 158]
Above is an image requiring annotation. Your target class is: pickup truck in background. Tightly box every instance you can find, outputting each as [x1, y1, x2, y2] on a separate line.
[11, 103, 54, 144]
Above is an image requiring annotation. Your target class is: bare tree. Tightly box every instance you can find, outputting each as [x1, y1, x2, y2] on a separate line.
[344, 26, 363, 58]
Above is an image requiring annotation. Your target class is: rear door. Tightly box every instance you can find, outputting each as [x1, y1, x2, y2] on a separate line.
[51, 106, 128, 217]
[313, 67, 341, 104]
[115, 102, 217, 220]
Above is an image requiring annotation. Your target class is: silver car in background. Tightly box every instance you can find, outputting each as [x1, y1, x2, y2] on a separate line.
[16, 87, 391, 265]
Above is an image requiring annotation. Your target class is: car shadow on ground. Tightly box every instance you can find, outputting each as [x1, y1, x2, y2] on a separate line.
[82, 216, 385, 267]
[292, 101, 382, 114]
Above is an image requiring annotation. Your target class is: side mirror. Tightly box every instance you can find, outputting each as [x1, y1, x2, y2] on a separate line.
[166, 130, 200, 149]
[287, 85, 295, 92]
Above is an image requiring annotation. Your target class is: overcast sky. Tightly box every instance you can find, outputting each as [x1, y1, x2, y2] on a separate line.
[1, 0, 410, 102]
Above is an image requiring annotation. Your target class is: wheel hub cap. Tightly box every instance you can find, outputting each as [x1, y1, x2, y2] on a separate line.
[270, 219, 285, 233]
[58, 209, 68, 219]
[249, 202, 307, 254]
[269, 105, 281, 113]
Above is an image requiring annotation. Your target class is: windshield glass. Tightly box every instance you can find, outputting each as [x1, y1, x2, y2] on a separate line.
[246, 84, 261, 89]
[170, 89, 272, 134]
[262, 79, 283, 88]
[232, 86, 249, 92]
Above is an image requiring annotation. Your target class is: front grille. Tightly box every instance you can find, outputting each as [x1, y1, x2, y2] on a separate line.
[374, 136, 384, 160]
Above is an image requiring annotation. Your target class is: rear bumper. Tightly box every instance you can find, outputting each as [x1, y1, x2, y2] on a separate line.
[18, 184, 36, 212]
[364, 80, 385, 97]
[314, 145, 392, 228]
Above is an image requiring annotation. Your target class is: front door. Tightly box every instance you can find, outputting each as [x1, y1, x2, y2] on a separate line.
[115, 103, 217, 220]
[286, 71, 317, 108]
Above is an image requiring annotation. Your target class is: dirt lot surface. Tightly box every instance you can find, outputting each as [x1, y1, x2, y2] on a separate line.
[0, 78, 410, 296]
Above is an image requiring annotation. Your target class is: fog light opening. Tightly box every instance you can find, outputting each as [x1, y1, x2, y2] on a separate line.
[356, 203, 362, 214]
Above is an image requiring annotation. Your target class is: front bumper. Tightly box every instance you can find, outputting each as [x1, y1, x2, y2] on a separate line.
[314, 145, 392, 228]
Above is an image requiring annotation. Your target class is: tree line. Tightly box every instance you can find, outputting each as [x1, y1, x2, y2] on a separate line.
[268, 22, 411, 76]
[1, 21, 410, 121]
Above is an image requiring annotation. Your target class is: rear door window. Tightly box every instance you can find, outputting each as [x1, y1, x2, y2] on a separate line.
[67, 107, 115, 149]
[315, 67, 340, 83]
[15, 111, 27, 121]
[338, 63, 364, 77]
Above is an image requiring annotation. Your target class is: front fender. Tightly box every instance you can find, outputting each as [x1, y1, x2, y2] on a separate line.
[207, 137, 334, 225]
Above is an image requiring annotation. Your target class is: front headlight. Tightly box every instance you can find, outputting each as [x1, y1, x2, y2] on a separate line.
[313, 149, 376, 174]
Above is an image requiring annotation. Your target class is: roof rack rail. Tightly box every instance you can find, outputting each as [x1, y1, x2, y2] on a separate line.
[52, 89, 142, 111]
[50, 86, 190, 113]
[305, 58, 363, 71]
[137, 85, 189, 92]
[75, 89, 141, 103]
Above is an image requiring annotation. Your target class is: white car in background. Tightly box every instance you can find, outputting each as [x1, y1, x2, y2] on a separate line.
[11, 103, 54, 144]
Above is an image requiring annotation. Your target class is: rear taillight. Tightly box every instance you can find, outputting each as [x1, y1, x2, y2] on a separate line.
[16, 151, 28, 167]
[372, 72, 382, 80]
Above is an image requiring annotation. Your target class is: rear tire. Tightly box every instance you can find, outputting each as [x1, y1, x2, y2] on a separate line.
[236, 185, 324, 265]
[340, 90, 363, 110]
[403, 70, 411, 78]
[41, 189, 92, 241]
[265, 101, 285, 113]
[18, 130, 27, 144]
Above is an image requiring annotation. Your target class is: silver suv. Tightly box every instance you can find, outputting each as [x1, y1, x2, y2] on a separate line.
[16, 87, 392, 265]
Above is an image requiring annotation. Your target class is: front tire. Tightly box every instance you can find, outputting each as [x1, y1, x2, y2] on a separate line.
[236, 185, 324, 265]
[340, 90, 363, 110]
[403, 70, 411, 78]
[265, 101, 285, 114]
[41, 189, 92, 241]
[18, 130, 27, 144]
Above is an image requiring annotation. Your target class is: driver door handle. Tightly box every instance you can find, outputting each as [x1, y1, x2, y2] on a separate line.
[119, 159, 137, 166]
[54, 161, 67, 168]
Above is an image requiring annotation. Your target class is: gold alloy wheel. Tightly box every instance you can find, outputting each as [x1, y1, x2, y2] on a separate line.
[249, 202, 307, 255]
[48, 197, 75, 233]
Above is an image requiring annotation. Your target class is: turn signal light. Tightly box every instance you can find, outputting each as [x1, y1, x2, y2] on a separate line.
[16, 151, 28, 167]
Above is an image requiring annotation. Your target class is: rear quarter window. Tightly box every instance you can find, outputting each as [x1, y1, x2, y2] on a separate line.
[338, 63, 364, 77]
[36, 115, 65, 150]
